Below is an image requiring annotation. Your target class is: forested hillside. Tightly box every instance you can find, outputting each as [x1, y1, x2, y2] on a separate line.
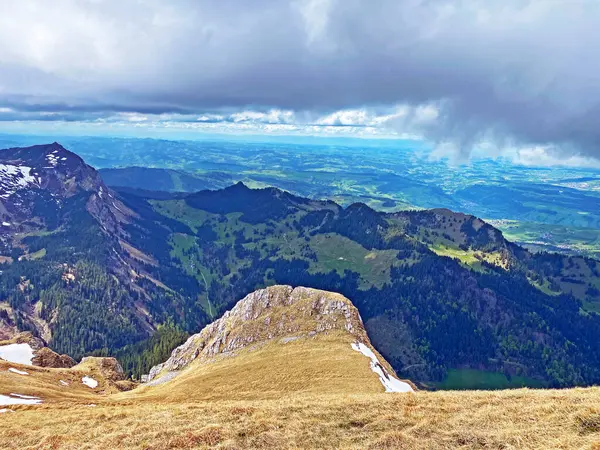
[2, 145, 600, 387]
[0, 144, 208, 377]
[115, 182, 600, 387]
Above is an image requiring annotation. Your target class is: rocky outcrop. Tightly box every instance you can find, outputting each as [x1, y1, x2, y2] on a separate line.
[146, 285, 371, 382]
[0, 333, 123, 373]
[31, 347, 76, 368]
[75, 356, 126, 382]
[0, 332, 76, 368]
[2, 331, 45, 350]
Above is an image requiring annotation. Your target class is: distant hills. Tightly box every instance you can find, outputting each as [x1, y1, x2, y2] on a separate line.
[1, 144, 600, 389]
[99, 166, 235, 193]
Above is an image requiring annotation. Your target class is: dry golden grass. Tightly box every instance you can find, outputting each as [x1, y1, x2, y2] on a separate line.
[2, 333, 600, 448]
[0, 357, 126, 406]
[2, 289, 598, 449]
[135, 333, 395, 402]
[1, 388, 600, 449]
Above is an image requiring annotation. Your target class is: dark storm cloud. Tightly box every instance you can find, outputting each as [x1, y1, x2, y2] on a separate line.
[1, 0, 600, 157]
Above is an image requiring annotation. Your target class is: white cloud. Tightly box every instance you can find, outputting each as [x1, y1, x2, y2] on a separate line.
[511, 146, 600, 169]
[1, 0, 600, 163]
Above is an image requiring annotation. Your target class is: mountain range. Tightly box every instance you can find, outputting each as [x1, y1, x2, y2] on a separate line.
[1, 143, 600, 389]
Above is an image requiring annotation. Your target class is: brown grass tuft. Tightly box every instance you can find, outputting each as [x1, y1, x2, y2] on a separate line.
[164, 426, 226, 449]
[577, 408, 600, 435]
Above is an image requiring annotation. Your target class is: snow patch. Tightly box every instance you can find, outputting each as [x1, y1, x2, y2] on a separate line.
[45, 153, 60, 167]
[8, 368, 28, 376]
[0, 393, 42, 406]
[351, 342, 414, 393]
[0, 408, 14, 413]
[112, 201, 123, 213]
[82, 376, 98, 389]
[2, 222, 10, 227]
[9, 393, 39, 400]
[0, 343, 35, 365]
[59, 380, 69, 386]
[0, 165, 38, 198]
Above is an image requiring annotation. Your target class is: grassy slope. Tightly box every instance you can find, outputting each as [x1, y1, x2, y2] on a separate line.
[130, 333, 387, 401]
[308, 234, 399, 288]
[2, 329, 599, 449]
[0, 359, 124, 405]
[154, 199, 403, 293]
[1, 388, 599, 449]
[430, 244, 506, 272]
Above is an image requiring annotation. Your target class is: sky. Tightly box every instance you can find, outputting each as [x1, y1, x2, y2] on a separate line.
[0, 0, 599, 166]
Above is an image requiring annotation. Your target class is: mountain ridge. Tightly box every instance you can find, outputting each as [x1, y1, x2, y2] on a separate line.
[1, 143, 600, 389]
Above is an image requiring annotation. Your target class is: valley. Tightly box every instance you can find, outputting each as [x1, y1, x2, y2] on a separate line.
[0, 144, 600, 391]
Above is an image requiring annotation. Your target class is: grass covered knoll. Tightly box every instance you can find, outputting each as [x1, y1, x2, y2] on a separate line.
[130, 333, 401, 402]
[1, 388, 599, 449]
[0, 357, 129, 406]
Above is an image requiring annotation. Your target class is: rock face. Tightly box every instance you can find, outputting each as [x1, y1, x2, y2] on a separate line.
[31, 347, 76, 369]
[0, 332, 76, 368]
[146, 285, 373, 382]
[76, 356, 126, 382]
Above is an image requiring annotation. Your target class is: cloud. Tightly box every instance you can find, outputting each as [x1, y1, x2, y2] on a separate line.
[0, 1, 600, 160]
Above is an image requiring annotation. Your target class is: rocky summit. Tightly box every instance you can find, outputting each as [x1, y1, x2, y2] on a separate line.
[143, 285, 414, 395]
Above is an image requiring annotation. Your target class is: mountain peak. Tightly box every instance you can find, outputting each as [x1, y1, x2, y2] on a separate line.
[143, 285, 414, 397]
[0, 143, 103, 214]
[0, 142, 84, 167]
[0, 143, 128, 247]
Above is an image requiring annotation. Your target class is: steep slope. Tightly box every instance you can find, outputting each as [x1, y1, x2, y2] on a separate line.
[137, 285, 414, 399]
[119, 182, 600, 388]
[392, 208, 600, 311]
[0, 142, 126, 239]
[0, 144, 208, 371]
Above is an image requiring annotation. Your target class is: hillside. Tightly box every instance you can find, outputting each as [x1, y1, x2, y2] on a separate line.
[0, 143, 207, 372]
[1, 286, 599, 449]
[119, 181, 600, 387]
[137, 285, 413, 399]
[1, 143, 600, 389]
[2, 388, 600, 449]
